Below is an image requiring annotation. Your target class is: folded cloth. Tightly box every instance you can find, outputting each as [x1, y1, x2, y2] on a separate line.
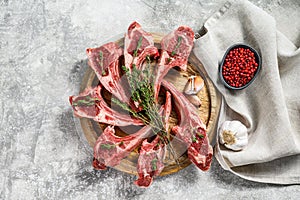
[193, 0, 300, 184]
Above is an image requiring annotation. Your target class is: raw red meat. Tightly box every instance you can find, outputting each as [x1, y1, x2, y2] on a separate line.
[69, 85, 143, 126]
[70, 22, 213, 188]
[86, 42, 130, 104]
[134, 91, 171, 187]
[134, 136, 165, 187]
[154, 26, 194, 100]
[93, 125, 153, 170]
[93, 106, 165, 171]
[162, 80, 213, 171]
[124, 21, 159, 72]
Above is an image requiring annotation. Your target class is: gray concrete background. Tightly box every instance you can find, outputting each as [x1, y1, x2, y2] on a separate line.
[0, 0, 299, 199]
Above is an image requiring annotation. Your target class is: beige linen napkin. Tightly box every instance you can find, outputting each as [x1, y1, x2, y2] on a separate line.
[193, 0, 300, 184]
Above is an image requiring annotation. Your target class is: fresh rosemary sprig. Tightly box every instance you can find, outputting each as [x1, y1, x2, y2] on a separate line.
[113, 55, 181, 166]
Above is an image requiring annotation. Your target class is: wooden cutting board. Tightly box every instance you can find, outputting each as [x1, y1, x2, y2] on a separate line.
[78, 33, 221, 176]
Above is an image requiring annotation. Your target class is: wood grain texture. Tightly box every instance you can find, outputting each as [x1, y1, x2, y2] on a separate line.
[78, 33, 221, 176]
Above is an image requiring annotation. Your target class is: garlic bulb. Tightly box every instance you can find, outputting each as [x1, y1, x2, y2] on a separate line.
[219, 120, 248, 151]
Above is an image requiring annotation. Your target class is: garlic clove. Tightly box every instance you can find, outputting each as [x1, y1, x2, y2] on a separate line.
[184, 94, 201, 107]
[184, 76, 204, 95]
[219, 120, 248, 151]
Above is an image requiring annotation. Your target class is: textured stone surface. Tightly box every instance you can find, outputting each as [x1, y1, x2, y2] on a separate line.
[0, 0, 299, 199]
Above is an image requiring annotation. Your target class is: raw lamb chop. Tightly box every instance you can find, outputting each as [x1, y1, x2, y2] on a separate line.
[133, 136, 165, 187]
[134, 91, 171, 187]
[124, 21, 159, 72]
[162, 80, 213, 171]
[86, 42, 130, 104]
[69, 85, 143, 126]
[93, 125, 152, 170]
[93, 105, 165, 171]
[70, 22, 213, 188]
[154, 26, 194, 100]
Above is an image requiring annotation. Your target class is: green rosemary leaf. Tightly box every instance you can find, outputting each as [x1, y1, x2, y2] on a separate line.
[133, 36, 143, 57]
[167, 57, 171, 64]
[72, 96, 99, 107]
[151, 158, 158, 171]
[100, 143, 116, 150]
[111, 98, 134, 114]
[171, 36, 182, 56]
[99, 51, 103, 67]
[102, 71, 107, 76]
[146, 55, 151, 62]
[197, 132, 204, 138]
[192, 137, 197, 143]
[121, 65, 128, 72]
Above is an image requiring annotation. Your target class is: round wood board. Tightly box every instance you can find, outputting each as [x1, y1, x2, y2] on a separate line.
[78, 33, 221, 176]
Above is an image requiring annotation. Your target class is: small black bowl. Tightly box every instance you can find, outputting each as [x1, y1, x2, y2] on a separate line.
[219, 44, 261, 90]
